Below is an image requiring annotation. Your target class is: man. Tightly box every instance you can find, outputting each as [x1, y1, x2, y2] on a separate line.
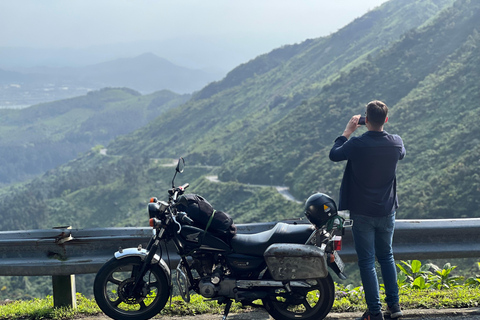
[329, 100, 406, 320]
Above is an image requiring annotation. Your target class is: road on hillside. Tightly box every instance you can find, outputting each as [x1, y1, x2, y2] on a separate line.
[99, 154, 303, 204]
[206, 175, 302, 203]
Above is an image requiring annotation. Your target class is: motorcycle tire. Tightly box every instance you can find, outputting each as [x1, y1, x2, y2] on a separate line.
[262, 273, 335, 320]
[94, 256, 170, 320]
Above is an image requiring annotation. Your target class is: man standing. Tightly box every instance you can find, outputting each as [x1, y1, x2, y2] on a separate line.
[329, 100, 406, 320]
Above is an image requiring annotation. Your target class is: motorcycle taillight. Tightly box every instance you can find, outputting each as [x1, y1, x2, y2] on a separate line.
[333, 235, 342, 251]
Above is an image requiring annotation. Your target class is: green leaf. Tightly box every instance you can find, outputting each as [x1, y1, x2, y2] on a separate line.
[411, 260, 422, 274]
[413, 276, 426, 289]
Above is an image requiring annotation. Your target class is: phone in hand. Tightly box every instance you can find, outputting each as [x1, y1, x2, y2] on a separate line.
[358, 116, 366, 125]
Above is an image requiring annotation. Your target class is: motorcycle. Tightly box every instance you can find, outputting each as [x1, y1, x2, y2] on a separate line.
[94, 158, 350, 320]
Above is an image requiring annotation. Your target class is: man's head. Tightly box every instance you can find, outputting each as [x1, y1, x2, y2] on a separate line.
[366, 100, 388, 130]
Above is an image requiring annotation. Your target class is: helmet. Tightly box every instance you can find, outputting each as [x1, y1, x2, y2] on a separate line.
[304, 193, 338, 227]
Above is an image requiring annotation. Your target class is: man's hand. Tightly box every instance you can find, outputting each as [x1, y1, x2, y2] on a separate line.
[343, 115, 361, 139]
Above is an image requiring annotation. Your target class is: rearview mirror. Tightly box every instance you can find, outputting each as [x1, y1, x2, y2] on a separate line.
[176, 157, 185, 173]
[172, 157, 185, 188]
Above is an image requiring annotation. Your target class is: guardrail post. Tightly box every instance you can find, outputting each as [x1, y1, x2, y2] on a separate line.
[52, 275, 77, 309]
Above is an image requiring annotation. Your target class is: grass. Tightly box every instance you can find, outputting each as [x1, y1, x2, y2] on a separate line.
[333, 285, 480, 313]
[0, 287, 479, 319]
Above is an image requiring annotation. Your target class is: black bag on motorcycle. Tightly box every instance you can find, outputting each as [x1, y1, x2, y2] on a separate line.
[176, 194, 237, 243]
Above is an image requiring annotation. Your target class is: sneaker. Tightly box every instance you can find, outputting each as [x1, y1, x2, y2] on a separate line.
[356, 310, 384, 320]
[385, 303, 403, 318]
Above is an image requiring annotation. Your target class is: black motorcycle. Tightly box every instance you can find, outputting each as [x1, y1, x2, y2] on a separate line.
[94, 158, 349, 320]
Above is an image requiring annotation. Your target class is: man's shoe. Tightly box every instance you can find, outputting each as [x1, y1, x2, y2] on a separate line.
[385, 303, 403, 318]
[356, 310, 384, 320]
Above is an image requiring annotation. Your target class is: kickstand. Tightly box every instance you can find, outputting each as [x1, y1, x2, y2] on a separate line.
[222, 299, 232, 320]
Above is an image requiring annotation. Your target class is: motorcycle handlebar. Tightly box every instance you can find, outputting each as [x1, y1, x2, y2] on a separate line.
[171, 183, 190, 201]
[177, 211, 194, 225]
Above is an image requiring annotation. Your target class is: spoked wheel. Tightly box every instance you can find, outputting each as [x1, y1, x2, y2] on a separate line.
[262, 273, 335, 320]
[94, 257, 170, 320]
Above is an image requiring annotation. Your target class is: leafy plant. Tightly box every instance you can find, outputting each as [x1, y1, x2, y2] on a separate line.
[396, 260, 434, 289]
[429, 263, 464, 289]
[465, 262, 480, 287]
[396, 260, 473, 290]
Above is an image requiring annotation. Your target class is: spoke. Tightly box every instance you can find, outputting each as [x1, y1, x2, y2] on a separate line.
[302, 299, 313, 311]
[107, 275, 123, 286]
[112, 298, 122, 307]
[139, 300, 147, 310]
[148, 281, 159, 290]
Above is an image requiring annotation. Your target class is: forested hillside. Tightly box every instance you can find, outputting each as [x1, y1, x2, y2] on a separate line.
[0, 88, 189, 185]
[108, 0, 454, 164]
[2, 0, 478, 233]
[220, 0, 480, 219]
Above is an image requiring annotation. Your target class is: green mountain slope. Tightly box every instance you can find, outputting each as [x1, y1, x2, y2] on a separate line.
[108, 0, 453, 164]
[2, 0, 477, 232]
[221, 0, 480, 218]
[0, 88, 190, 185]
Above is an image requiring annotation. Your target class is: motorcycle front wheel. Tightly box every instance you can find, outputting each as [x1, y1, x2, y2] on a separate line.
[262, 273, 335, 320]
[94, 257, 170, 320]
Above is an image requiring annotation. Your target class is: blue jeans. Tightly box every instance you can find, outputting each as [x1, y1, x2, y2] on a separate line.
[351, 213, 399, 313]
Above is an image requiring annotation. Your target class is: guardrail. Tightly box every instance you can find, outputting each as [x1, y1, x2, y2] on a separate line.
[1, 218, 479, 307]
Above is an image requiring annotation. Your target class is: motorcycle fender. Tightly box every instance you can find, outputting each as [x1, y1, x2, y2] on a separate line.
[114, 248, 171, 278]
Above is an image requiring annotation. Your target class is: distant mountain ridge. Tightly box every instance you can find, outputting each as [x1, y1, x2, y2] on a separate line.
[16, 53, 222, 94]
[0, 53, 221, 106]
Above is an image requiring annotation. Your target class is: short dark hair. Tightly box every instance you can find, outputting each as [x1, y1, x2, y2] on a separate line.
[366, 100, 388, 127]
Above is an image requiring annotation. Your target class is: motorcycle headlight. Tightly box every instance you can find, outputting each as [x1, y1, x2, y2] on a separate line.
[148, 201, 169, 218]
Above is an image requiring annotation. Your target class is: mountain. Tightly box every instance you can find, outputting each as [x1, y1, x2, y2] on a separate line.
[0, 88, 190, 185]
[0, 68, 29, 82]
[108, 0, 455, 164]
[2, 0, 479, 232]
[26, 53, 223, 94]
[219, 0, 480, 220]
[0, 53, 220, 106]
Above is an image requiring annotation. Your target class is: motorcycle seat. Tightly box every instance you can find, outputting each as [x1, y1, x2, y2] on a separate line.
[230, 222, 315, 256]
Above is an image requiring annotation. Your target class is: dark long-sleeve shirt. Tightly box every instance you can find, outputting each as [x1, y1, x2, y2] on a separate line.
[329, 131, 406, 217]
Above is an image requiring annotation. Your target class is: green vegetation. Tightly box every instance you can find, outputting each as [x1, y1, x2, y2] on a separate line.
[1, 0, 480, 305]
[3, 0, 475, 231]
[217, 0, 480, 221]
[1, 272, 479, 319]
[0, 88, 189, 186]
[396, 260, 480, 290]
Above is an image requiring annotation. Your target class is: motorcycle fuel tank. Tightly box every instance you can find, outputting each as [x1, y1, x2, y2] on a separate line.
[264, 243, 329, 281]
[179, 225, 231, 252]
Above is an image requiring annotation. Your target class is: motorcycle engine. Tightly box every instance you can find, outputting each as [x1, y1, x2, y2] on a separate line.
[199, 278, 217, 298]
[192, 253, 236, 298]
[199, 276, 236, 298]
[191, 252, 214, 277]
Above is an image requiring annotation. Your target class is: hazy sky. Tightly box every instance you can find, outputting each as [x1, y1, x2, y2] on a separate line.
[1, 0, 389, 70]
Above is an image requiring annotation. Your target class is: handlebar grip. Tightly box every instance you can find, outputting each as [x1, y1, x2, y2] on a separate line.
[183, 215, 194, 225]
[179, 183, 190, 191]
[177, 211, 194, 225]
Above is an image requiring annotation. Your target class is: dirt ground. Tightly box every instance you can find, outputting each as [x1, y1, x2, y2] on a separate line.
[77, 307, 480, 320]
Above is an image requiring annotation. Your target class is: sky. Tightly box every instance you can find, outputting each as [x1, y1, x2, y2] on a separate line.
[0, 0, 389, 70]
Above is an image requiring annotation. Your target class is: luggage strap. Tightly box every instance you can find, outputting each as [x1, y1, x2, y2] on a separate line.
[201, 210, 216, 244]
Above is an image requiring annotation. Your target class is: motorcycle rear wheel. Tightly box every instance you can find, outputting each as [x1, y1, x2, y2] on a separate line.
[94, 257, 170, 320]
[262, 274, 335, 320]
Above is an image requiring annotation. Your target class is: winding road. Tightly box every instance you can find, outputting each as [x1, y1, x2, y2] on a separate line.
[206, 175, 301, 203]
[99, 152, 303, 204]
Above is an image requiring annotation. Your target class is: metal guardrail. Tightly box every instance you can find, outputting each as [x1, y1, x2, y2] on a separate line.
[1, 219, 480, 274]
[0, 218, 479, 307]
